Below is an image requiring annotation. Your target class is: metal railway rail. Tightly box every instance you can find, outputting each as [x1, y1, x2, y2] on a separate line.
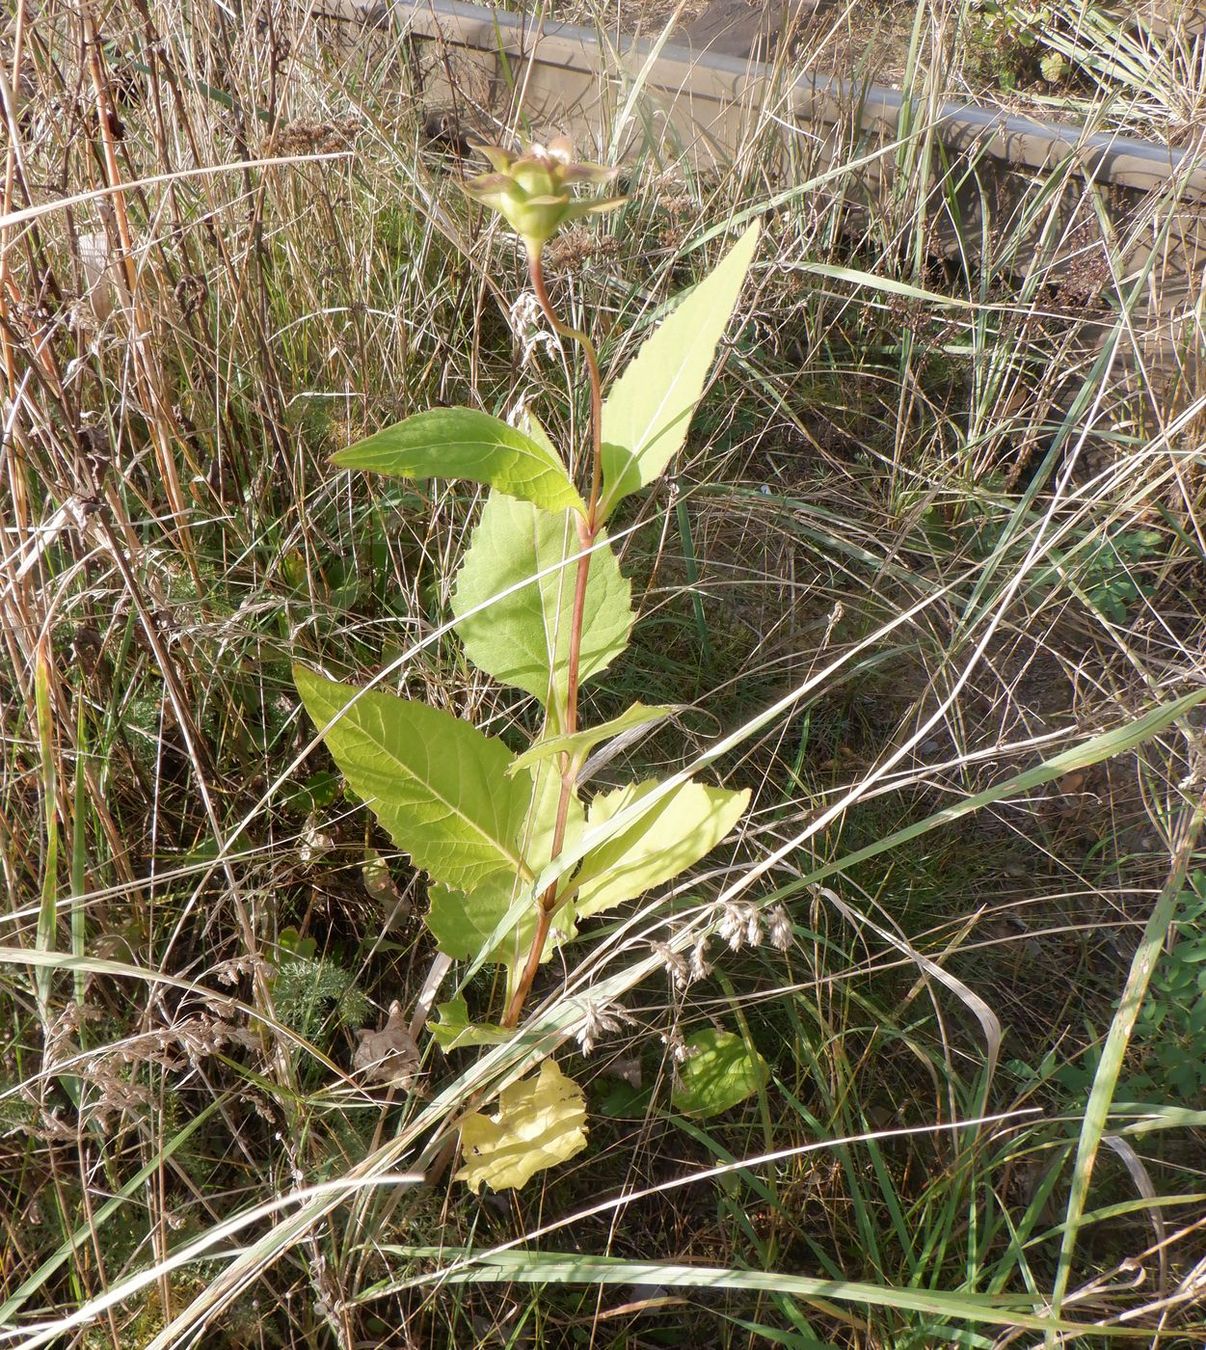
[340, 0, 1204, 387]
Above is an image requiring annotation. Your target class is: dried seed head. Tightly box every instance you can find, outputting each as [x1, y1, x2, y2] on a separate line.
[688, 934, 712, 983]
[544, 225, 621, 272]
[767, 904, 794, 952]
[652, 940, 690, 988]
[660, 1029, 690, 1065]
[508, 290, 559, 366]
[576, 999, 625, 1057]
[718, 900, 762, 951]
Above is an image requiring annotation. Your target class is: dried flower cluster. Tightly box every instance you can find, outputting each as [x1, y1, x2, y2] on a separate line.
[651, 901, 795, 993]
[576, 999, 629, 1057]
[20, 1001, 260, 1138]
[508, 291, 560, 367]
[718, 900, 795, 952]
[652, 933, 714, 989]
[261, 115, 360, 157]
[544, 225, 622, 273]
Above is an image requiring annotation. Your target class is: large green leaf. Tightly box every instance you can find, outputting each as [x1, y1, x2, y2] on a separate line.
[332, 407, 584, 514]
[293, 666, 531, 893]
[506, 702, 679, 777]
[671, 1028, 769, 1117]
[425, 761, 584, 971]
[599, 221, 760, 520]
[451, 491, 634, 729]
[574, 778, 749, 919]
[425, 878, 540, 969]
[517, 757, 586, 878]
[456, 1059, 588, 1194]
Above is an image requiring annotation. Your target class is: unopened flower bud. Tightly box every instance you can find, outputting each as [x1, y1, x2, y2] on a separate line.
[462, 135, 625, 258]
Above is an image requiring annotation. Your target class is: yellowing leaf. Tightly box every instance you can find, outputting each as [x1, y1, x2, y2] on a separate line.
[333, 407, 584, 515]
[456, 1059, 588, 1194]
[452, 491, 633, 729]
[293, 666, 530, 893]
[599, 222, 760, 520]
[574, 779, 749, 919]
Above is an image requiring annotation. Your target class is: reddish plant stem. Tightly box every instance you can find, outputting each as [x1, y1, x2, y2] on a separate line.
[528, 252, 604, 519]
[502, 252, 603, 1029]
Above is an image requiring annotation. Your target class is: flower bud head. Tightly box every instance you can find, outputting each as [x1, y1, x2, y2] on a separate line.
[463, 137, 624, 256]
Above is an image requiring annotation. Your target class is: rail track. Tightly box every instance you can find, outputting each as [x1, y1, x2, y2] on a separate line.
[397, 0, 1205, 194]
[344, 0, 1204, 390]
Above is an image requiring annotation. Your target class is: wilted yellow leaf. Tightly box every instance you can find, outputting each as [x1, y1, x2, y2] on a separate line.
[456, 1060, 588, 1194]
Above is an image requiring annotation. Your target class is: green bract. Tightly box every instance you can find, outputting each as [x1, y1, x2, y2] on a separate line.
[462, 135, 625, 255]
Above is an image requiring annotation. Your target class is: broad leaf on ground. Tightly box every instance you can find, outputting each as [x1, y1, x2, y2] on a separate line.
[293, 666, 530, 893]
[671, 1028, 768, 1117]
[456, 1059, 588, 1193]
[452, 491, 633, 729]
[574, 778, 749, 919]
[599, 222, 760, 520]
[332, 407, 584, 514]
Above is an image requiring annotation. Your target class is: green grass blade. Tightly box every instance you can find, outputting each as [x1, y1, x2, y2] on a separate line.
[33, 640, 59, 1019]
[370, 1246, 1140, 1337]
[1047, 796, 1206, 1335]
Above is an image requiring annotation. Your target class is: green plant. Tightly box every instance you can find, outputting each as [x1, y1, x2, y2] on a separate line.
[294, 139, 763, 1192]
[7, 4, 1206, 1339]
[271, 950, 373, 1042]
[962, 494, 1164, 625]
[1049, 870, 1206, 1104]
[1078, 525, 1163, 624]
[962, 1, 1053, 91]
[961, 0, 1091, 92]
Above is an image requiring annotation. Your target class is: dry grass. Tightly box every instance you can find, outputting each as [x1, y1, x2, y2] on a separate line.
[1, 0, 1204, 1346]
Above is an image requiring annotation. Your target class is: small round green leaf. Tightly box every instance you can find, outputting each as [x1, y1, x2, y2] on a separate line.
[671, 1028, 768, 1118]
